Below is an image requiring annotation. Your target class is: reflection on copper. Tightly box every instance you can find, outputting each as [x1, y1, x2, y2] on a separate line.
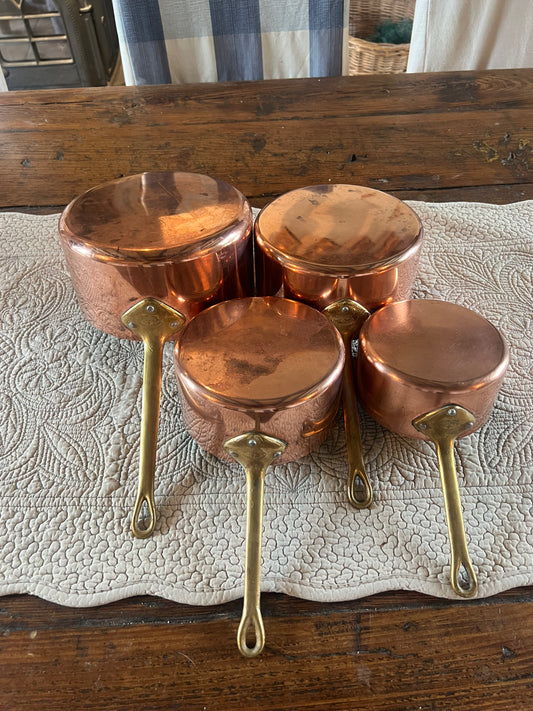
[174, 297, 345, 463]
[255, 184, 423, 312]
[59, 172, 253, 338]
[357, 299, 509, 439]
[279, 266, 402, 313]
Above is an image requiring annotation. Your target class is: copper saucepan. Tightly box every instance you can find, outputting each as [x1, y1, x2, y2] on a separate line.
[255, 185, 423, 509]
[173, 296, 345, 657]
[357, 299, 509, 597]
[59, 172, 253, 538]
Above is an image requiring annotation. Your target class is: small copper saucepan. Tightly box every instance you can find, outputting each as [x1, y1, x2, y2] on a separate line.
[59, 172, 253, 538]
[255, 185, 423, 509]
[173, 296, 345, 657]
[357, 299, 509, 597]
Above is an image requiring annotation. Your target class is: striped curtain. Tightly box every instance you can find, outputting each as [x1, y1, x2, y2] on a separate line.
[112, 0, 349, 85]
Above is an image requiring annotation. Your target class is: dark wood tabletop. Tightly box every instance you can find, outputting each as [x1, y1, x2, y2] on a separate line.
[0, 68, 532, 710]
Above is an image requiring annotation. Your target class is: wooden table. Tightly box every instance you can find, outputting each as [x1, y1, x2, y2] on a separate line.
[0, 69, 532, 710]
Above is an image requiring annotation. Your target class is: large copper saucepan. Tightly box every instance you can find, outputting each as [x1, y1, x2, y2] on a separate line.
[59, 172, 253, 538]
[357, 299, 509, 597]
[173, 296, 345, 657]
[255, 185, 423, 509]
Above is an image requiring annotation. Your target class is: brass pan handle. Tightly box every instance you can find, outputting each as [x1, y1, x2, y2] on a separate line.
[224, 431, 287, 658]
[323, 298, 372, 509]
[121, 297, 185, 539]
[413, 404, 478, 598]
[341, 350, 373, 509]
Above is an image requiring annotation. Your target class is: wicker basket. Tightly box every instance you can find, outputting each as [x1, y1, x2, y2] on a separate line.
[348, 0, 416, 75]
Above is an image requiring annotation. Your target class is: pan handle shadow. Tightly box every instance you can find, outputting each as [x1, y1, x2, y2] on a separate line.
[413, 404, 478, 598]
[121, 298, 186, 539]
[324, 298, 373, 509]
[224, 431, 287, 658]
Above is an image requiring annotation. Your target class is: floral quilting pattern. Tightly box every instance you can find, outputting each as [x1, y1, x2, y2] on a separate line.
[0, 201, 531, 606]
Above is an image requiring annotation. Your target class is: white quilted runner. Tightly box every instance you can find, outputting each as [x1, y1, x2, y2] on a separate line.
[0, 200, 531, 606]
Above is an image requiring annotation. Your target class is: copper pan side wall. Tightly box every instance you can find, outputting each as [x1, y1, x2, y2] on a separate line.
[253, 184, 424, 313]
[255, 246, 421, 313]
[356, 352, 505, 440]
[61, 235, 253, 339]
[175, 375, 342, 464]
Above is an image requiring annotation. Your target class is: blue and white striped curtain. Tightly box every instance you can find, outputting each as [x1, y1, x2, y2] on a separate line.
[112, 0, 349, 85]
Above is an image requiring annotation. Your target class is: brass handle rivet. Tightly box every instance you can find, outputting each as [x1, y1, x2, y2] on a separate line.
[447, 408, 457, 416]
[145, 304, 155, 313]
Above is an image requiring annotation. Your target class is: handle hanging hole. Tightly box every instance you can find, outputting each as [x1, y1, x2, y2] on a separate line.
[131, 495, 156, 539]
[457, 563, 476, 596]
[347, 471, 373, 509]
[237, 612, 265, 658]
[138, 499, 151, 527]
[244, 621, 257, 649]
[352, 475, 367, 501]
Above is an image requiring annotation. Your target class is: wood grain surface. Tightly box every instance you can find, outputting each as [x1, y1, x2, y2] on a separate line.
[1, 590, 533, 710]
[0, 68, 532, 710]
[0, 69, 531, 209]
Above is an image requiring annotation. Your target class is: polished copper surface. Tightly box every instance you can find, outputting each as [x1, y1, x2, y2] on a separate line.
[60, 172, 250, 260]
[59, 172, 253, 338]
[174, 296, 345, 463]
[255, 184, 423, 312]
[357, 299, 509, 438]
